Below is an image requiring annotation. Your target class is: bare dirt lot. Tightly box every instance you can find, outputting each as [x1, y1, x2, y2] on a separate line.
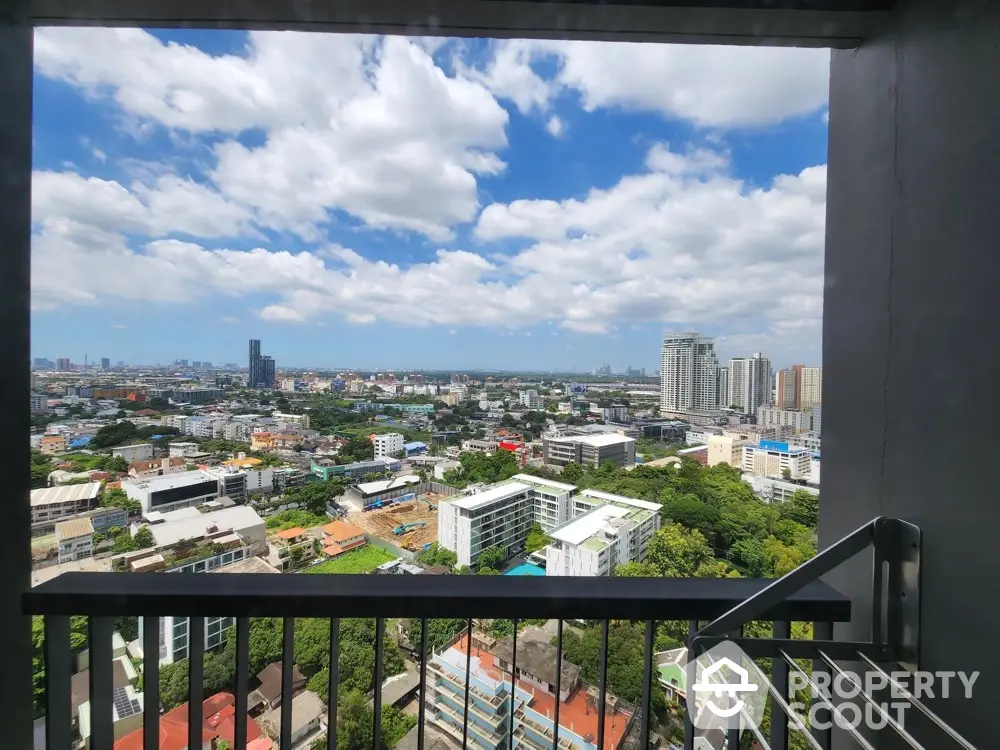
[346, 496, 441, 551]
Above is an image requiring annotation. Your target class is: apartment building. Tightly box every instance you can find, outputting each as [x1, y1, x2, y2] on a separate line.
[511, 474, 577, 532]
[425, 632, 634, 750]
[706, 434, 749, 468]
[660, 333, 719, 413]
[30, 482, 101, 524]
[756, 406, 813, 433]
[542, 433, 636, 469]
[798, 367, 823, 410]
[29, 393, 48, 413]
[741, 440, 813, 481]
[545, 492, 661, 577]
[519, 390, 544, 409]
[437, 483, 534, 567]
[373, 432, 405, 458]
[111, 443, 154, 464]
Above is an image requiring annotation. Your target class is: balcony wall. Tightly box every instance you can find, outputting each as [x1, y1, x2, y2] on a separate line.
[824, 1, 1000, 747]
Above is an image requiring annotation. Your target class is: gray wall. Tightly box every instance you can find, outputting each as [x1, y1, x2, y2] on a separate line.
[824, 1, 1000, 746]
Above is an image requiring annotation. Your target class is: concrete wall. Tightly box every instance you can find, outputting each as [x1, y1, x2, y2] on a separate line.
[824, 1, 1000, 746]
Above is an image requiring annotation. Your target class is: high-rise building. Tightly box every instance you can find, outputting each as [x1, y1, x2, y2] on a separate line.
[33, 357, 53, 369]
[717, 366, 730, 409]
[100, 357, 110, 370]
[728, 353, 771, 412]
[776, 368, 799, 409]
[798, 366, 823, 410]
[248, 339, 275, 388]
[56, 358, 71, 371]
[660, 333, 719, 413]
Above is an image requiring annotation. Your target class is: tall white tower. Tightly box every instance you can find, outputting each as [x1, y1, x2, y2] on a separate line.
[660, 333, 719, 414]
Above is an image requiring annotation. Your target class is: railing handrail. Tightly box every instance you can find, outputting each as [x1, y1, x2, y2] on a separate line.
[23, 571, 851, 621]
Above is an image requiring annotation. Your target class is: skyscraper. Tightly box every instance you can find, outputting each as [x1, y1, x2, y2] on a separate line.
[248, 339, 262, 388]
[716, 366, 730, 409]
[728, 353, 772, 412]
[261, 356, 276, 388]
[798, 366, 823, 410]
[660, 333, 719, 414]
[100, 357, 110, 370]
[776, 368, 799, 409]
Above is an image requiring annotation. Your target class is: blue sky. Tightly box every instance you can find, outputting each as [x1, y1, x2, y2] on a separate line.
[30, 30, 829, 371]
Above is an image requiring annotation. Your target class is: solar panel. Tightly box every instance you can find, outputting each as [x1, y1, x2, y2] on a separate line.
[111, 685, 142, 719]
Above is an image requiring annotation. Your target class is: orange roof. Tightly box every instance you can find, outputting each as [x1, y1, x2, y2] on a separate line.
[323, 538, 366, 557]
[113, 691, 261, 750]
[276, 526, 307, 539]
[322, 520, 365, 543]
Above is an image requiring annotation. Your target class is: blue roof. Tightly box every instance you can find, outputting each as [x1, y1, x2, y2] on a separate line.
[404, 441, 427, 450]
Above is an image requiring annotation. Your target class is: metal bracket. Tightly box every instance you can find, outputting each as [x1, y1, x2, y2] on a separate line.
[873, 518, 921, 672]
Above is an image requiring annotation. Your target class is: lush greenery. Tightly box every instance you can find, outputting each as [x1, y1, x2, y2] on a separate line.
[282, 480, 347, 514]
[31, 449, 52, 488]
[157, 616, 406, 713]
[89, 420, 179, 449]
[524, 523, 551, 554]
[476, 544, 505, 571]
[264, 509, 329, 532]
[441, 450, 519, 488]
[303, 546, 396, 574]
[415, 543, 457, 569]
[401, 618, 466, 651]
[307, 691, 416, 750]
[634, 438, 679, 460]
[101, 486, 141, 515]
[107, 524, 154, 555]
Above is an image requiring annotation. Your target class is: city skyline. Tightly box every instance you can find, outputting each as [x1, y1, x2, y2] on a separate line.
[30, 29, 827, 369]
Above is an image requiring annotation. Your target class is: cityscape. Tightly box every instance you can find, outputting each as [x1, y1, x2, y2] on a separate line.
[29, 332, 821, 750]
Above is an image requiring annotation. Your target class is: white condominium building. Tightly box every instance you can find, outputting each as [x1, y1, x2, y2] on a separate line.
[373, 432, 405, 458]
[545, 491, 661, 577]
[742, 441, 813, 480]
[437, 482, 534, 567]
[756, 406, 813, 433]
[798, 367, 823, 410]
[511, 473, 577, 532]
[660, 333, 719, 413]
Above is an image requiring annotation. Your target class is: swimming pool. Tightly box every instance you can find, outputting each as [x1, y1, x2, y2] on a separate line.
[504, 561, 546, 576]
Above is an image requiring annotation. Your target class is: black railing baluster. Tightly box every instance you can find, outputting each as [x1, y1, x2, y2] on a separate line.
[595, 620, 609, 750]
[509, 619, 519, 750]
[188, 617, 205, 750]
[141, 616, 160, 750]
[89, 616, 114, 750]
[553, 619, 563, 750]
[281, 617, 295, 750]
[373, 617, 385, 750]
[44, 616, 71, 750]
[234, 617, 250, 750]
[726, 626, 743, 750]
[812, 621, 833, 750]
[771, 620, 791, 750]
[461, 618, 473, 750]
[327, 618, 341, 750]
[418, 617, 428, 750]
[639, 620, 655, 750]
[684, 620, 697, 750]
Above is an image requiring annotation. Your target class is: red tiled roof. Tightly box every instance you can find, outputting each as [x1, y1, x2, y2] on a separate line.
[322, 520, 365, 543]
[113, 691, 261, 750]
[323, 538, 366, 557]
[276, 526, 307, 539]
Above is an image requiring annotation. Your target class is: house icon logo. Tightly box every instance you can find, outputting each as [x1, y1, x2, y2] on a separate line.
[687, 640, 767, 733]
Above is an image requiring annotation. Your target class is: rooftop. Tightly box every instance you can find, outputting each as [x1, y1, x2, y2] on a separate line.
[146, 505, 264, 549]
[448, 481, 530, 511]
[322, 519, 365, 542]
[578, 489, 661, 512]
[30, 482, 101, 507]
[275, 526, 307, 539]
[214, 556, 279, 574]
[511, 473, 577, 492]
[55, 517, 94, 541]
[550, 505, 631, 547]
[548, 433, 636, 447]
[122, 470, 215, 493]
[355, 474, 420, 494]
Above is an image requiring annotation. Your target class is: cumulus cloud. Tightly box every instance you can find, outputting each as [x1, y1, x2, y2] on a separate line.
[35, 29, 509, 241]
[465, 39, 830, 128]
[545, 115, 565, 138]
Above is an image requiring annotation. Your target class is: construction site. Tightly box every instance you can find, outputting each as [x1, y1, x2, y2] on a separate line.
[345, 492, 448, 551]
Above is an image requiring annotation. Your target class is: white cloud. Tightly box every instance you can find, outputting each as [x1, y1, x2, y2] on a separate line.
[545, 115, 565, 138]
[92, 148, 106, 163]
[221, 315, 239, 323]
[111, 323, 126, 329]
[466, 40, 829, 128]
[259, 305, 307, 323]
[35, 29, 510, 241]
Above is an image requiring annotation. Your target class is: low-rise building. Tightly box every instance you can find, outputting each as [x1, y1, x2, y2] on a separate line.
[122, 471, 220, 514]
[543, 433, 636, 469]
[310, 457, 400, 481]
[167, 442, 201, 458]
[321, 520, 366, 557]
[111, 443, 154, 464]
[742, 475, 820, 504]
[112, 691, 262, 750]
[438, 482, 534, 568]
[128, 457, 186, 479]
[460, 439, 497, 454]
[741, 440, 813, 480]
[373, 432, 405, 458]
[30, 482, 101, 524]
[39, 434, 68, 455]
[706, 434, 749, 468]
[259, 690, 325, 747]
[55, 517, 94, 563]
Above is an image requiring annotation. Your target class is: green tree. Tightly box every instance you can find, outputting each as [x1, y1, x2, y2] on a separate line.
[101, 487, 141, 515]
[415, 543, 457, 568]
[560, 462, 584, 483]
[782, 490, 820, 530]
[478, 567, 500, 575]
[284, 480, 345, 515]
[524, 523, 552, 554]
[477, 545, 505, 571]
[89, 420, 138, 448]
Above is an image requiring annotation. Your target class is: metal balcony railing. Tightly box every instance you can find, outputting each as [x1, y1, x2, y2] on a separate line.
[24, 570, 851, 750]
